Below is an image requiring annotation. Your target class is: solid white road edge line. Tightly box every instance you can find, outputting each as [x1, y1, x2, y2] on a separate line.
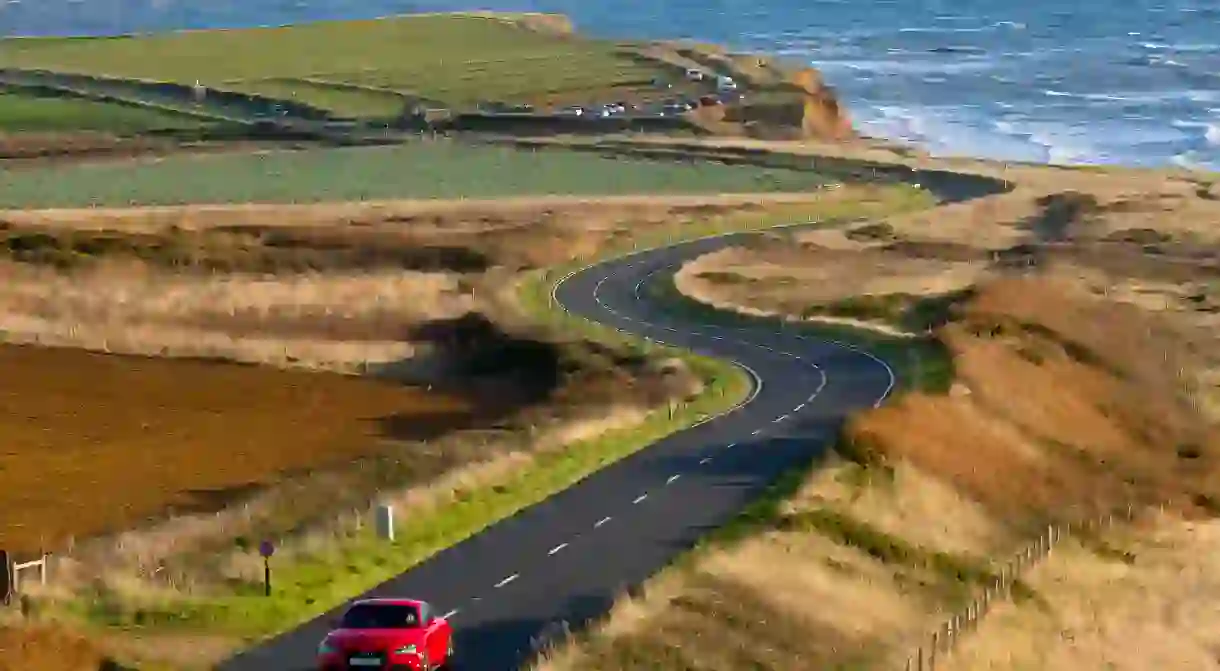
[622, 267, 834, 416]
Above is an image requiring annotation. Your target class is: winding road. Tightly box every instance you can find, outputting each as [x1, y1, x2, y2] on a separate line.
[220, 163, 1006, 671]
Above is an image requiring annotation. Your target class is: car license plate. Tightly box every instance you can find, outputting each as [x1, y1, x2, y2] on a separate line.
[348, 657, 382, 667]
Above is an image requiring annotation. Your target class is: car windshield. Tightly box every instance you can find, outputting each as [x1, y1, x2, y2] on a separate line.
[339, 604, 420, 629]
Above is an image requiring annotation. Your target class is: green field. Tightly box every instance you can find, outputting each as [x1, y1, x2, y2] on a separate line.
[0, 141, 831, 208]
[0, 15, 673, 117]
[0, 91, 203, 133]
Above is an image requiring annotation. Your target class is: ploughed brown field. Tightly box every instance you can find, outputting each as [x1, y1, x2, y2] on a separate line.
[0, 344, 475, 555]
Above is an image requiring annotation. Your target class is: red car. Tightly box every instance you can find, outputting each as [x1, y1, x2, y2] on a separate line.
[317, 598, 454, 670]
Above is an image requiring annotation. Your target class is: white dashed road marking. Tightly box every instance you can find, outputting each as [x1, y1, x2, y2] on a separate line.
[774, 414, 789, 423]
[495, 574, 518, 588]
[548, 543, 568, 555]
[666, 474, 681, 485]
[795, 403, 806, 411]
[442, 609, 459, 620]
[751, 429, 762, 436]
[595, 516, 612, 528]
[633, 494, 648, 504]
[699, 457, 712, 465]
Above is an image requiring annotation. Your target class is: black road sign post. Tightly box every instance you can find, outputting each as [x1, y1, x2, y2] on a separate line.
[259, 540, 275, 597]
[0, 550, 11, 607]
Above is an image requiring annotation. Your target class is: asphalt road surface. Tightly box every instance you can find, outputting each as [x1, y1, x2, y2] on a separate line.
[220, 165, 1006, 671]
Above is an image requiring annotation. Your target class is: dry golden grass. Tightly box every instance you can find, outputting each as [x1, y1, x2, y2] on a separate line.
[0, 191, 840, 230]
[0, 190, 891, 371]
[0, 622, 117, 671]
[676, 244, 987, 320]
[945, 514, 1220, 671]
[0, 261, 476, 370]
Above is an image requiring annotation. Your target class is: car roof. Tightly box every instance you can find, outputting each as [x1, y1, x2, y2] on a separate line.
[349, 598, 423, 608]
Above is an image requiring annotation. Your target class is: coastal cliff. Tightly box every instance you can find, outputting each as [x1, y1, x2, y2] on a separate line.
[792, 67, 856, 141]
[664, 43, 856, 141]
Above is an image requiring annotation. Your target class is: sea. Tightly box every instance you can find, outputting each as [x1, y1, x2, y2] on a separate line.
[1, 0, 1217, 170]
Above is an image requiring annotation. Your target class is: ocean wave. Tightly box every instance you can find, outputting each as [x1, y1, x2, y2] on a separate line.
[1140, 41, 1219, 53]
[813, 57, 999, 76]
[896, 21, 1024, 34]
[846, 100, 1219, 169]
[1040, 89, 1204, 105]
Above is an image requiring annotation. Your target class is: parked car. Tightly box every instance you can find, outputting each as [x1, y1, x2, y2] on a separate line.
[717, 75, 738, 91]
[316, 598, 454, 671]
[684, 68, 705, 81]
[558, 105, 586, 117]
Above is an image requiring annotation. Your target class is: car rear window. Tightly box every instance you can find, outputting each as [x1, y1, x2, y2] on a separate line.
[340, 604, 420, 629]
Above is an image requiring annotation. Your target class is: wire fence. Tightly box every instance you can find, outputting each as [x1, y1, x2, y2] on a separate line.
[901, 501, 1158, 670]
